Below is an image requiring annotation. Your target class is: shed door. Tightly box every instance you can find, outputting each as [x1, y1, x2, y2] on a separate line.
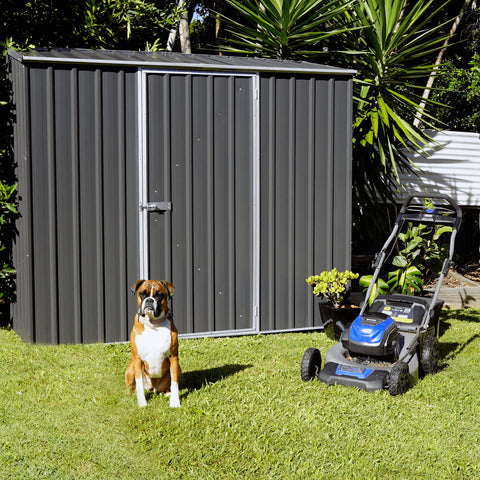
[138, 70, 259, 337]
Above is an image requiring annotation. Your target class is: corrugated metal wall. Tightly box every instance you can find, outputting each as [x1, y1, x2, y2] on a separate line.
[259, 74, 353, 332]
[10, 62, 140, 343]
[400, 130, 480, 206]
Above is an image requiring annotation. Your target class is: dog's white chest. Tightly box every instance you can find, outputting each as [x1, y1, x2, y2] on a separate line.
[136, 320, 172, 377]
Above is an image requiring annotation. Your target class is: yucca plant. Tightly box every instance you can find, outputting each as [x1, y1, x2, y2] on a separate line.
[222, 0, 453, 237]
[333, 0, 452, 232]
[222, 0, 353, 59]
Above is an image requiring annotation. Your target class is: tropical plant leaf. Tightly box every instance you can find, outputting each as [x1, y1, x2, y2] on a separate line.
[359, 274, 389, 305]
[392, 255, 408, 268]
[433, 225, 452, 240]
[388, 265, 423, 294]
[331, 0, 454, 236]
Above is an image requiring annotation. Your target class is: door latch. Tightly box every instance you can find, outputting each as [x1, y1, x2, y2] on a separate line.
[140, 201, 172, 212]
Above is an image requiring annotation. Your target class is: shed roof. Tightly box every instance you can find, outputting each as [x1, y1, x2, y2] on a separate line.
[8, 48, 355, 75]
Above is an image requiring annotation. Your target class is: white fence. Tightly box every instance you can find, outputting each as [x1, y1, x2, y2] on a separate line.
[399, 130, 480, 207]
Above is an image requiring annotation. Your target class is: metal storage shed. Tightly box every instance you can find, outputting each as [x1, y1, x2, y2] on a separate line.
[7, 49, 355, 344]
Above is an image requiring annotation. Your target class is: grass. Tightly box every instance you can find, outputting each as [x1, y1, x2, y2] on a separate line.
[1, 309, 480, 479]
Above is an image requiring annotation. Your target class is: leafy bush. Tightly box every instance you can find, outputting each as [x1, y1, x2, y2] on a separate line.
[0, 179, 17, 305]
[395, 223, 452, 285]
[0, 42, 19, 311]
[430, 54, 480, 132]
[360, 220, 452, 305]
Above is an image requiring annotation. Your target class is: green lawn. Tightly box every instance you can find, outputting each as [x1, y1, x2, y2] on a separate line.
[1, 309, 480, 479]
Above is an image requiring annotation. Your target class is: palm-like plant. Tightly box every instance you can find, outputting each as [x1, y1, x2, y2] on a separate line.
[333, 0, 452, 232]
[222, 0, 452, 236]
[222, 0, 353, 59]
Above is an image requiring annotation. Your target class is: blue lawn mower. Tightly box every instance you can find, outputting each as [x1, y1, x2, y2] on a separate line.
[301, 193, 462, 395]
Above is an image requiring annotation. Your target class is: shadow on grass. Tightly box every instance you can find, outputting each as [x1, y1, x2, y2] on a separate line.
[439, 333, 480, 371]
[180, 364, 252, 396]
[442, 309, 480, 323]
[439, 309, 480, 337]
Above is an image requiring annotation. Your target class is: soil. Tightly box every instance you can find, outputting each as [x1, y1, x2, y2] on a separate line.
[422, 264, 480, 289]
[457, 263, 480, 284]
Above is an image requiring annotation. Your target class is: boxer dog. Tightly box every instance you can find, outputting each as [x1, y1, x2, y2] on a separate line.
[125, 279, 181, 408]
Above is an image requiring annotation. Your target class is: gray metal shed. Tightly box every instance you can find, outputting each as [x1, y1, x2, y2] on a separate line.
[7, 49, 355, 344]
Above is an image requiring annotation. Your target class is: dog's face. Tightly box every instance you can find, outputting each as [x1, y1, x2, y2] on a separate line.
[131, 280, 175, 322]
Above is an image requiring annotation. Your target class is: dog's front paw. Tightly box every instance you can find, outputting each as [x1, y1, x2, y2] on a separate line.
[169, 381, 181, 408]
[135, 377, 148, 407]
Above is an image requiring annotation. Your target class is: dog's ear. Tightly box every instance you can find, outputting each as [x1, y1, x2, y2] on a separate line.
[131, 279, 145, 294]
[161, 280, 175, 299]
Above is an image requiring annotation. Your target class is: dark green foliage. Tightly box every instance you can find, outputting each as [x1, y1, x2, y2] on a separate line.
[430, 55, 480, 132]
[0, 1, 182, 308]
[221, 0, 352, 60]
[330, 0, 453, 237]
[2, 0, 181, 51]
[395, 222, 452, 284]
[76, 0, 181, 50]
[0, 42, 18, 313]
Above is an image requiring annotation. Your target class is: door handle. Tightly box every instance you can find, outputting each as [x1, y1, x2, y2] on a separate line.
[140, 201, 172, 212]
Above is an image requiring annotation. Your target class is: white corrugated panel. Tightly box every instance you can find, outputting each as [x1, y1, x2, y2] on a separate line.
[398, 130, 480, 206]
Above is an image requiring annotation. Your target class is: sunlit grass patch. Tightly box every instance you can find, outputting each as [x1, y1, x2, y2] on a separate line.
[1, 310, 480, 479]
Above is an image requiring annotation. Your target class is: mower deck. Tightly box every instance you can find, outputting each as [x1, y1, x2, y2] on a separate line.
[319, 331, 419, 392]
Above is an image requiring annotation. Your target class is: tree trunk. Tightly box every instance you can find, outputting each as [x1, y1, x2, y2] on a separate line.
[179, 8, 191, 54]
[166, 0, 192, 53]
[166, 26, 177, 51]
[216, 0, 224, 53]
[414, 0, 476, 127]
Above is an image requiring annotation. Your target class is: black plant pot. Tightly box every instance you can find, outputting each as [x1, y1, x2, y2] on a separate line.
[318, 301, 361, 340]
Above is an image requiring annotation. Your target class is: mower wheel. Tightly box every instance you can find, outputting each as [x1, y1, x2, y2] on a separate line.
[421, 335, 439, 375]
[301, 348, 322, 381]
[388, 361, 409, 396]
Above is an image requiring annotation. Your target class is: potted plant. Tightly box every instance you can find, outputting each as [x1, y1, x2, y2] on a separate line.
[306, 268, 360, 339]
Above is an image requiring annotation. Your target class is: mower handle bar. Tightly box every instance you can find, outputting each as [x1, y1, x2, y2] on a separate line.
[360, 192, 461, 319]
[399, 193, 462, 219]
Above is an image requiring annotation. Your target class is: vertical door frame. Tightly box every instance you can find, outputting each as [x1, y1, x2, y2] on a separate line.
[137, 68, 148, 280]
[136, 67, 260, 336]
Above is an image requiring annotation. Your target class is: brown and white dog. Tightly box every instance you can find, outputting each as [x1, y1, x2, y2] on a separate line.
[125, 279, 181, 408]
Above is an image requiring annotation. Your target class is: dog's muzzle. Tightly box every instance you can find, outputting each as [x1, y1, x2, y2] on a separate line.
[141, 296, 162, 319]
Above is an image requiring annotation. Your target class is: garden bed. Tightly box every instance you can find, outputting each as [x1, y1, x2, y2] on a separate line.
[424, 267, 480, 309]
[351, 259, 480, 309]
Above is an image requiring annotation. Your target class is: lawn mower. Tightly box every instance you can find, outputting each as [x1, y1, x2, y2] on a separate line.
[301, 193, 462, 395]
